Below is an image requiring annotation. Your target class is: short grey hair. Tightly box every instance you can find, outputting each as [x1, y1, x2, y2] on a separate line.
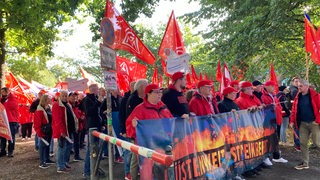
[134, 79, 148, 91]
[89, 84, 98, 93]
[298, 79, 309, 86]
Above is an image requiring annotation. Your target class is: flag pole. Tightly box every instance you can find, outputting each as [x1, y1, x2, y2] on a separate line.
[306, 52, 309, 81]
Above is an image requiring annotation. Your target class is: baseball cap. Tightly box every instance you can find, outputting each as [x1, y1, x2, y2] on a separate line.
[198, 80, 213, 88]
[171, 72, 184, 82]
[223, 87, 238, 96]
[145, 84, 163, 94]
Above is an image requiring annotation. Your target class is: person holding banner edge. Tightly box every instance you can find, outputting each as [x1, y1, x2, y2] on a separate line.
[0, 87, 19, 158]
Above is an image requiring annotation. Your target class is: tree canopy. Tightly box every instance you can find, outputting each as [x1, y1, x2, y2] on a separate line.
[0, 0, 86, 85]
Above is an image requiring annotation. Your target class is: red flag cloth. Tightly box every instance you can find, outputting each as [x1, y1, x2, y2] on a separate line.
[159, 75, 163, 88]
[79, 67, 97, 85]
[186, 73, 192, 89]
[158, 11, 186, 76]
[220, 63, 232, 93]
[103, 0, 155, 64]
[5, 72, 32, 105]
[199, 72, 203, 80]
[0, 103, 12, 141]
[191, 65, 199, 84]
[269, 64, 279, 93]
[116, 56, 147, 92]
[152, 68, 158, 85]
[204, 73, 208, 80]
[215, 61, 222, 83]
[304, 13, 320, 65]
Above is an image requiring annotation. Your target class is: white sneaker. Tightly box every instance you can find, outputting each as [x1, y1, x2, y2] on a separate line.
[272, 157, 288, 163]
[263, 158, 273, 166]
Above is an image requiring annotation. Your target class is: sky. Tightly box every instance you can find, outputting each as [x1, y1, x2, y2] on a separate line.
[52, 0, 201, 59]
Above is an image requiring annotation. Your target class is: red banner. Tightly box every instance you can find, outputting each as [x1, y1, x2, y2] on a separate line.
[0, 103, 12, 141]
[103, 0, 155, 64]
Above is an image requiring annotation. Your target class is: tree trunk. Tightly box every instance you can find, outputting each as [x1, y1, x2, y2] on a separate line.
[0, 28, 5, 87]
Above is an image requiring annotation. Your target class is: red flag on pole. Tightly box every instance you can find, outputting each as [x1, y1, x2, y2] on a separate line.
[304, 13, 320, 65]
[204, 73, 208, 80]
[220, 63, 232, 93]
[158, 11, 186, 76]
[116, 56, 147, 92]
[152, 68, 158, 85]
[215, 61, 222, 83]
[159, 75, 163, 88]
[199, 72, 203, 80]
[191, 65, 199, 84]
[270, 64, 279, 93]
[5, 72, 32, 105]
[103, 0, 155, 64]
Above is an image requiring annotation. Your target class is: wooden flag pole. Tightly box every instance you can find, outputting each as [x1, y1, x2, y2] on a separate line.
[306, 53, 309, 81]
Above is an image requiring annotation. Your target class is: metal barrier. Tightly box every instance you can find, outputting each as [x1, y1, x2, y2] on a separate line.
[89, 128, 174, 180]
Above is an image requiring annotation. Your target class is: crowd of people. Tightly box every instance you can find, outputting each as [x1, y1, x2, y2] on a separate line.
[0, 73, 319, 180]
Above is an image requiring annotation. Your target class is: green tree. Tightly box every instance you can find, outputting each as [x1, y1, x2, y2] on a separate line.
[182, 0, 320, 86]
[1, 0, 86, 86]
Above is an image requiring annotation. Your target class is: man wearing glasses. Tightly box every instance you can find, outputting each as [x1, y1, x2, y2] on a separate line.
[189, 80, 215, 116]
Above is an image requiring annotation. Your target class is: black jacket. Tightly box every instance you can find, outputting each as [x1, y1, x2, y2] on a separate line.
[82, 94, 102, 130]
[119, 91, 131, 134]
[218, 97, 240, 113]
[126, 90, 143, 119]
[161, 87, 189, 117]
[276, 91, 291, 117]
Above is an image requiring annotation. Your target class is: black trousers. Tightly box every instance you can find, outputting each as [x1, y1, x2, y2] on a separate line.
[21, 123, 33, 138]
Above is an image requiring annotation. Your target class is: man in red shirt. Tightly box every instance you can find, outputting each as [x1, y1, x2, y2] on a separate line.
[189, 80, 214, 116]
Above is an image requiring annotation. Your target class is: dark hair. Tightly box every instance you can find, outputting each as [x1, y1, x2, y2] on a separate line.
[1, 87, 9, 92]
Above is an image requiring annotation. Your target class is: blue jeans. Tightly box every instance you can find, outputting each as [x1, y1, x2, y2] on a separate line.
[49, 138, 54, 153]
[123, 149, 132, 175]
[39, 137, 51, 164]
[84, 136, 100, 176]
[56, 137, 71, 169]
[35, 134, 39, 150]
[294, 125, 300, 147]
[280, 117, 289, 143]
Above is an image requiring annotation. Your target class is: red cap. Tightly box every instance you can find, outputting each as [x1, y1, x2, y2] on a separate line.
[198, 80, 213, 88]
[39, 89, 47, 94]
[171, 72, 184, 82]
[265, 80, 276, 86]
[223, 87, 238, 96]
[55, 92, 60, 97]
[230, 80, 239, 87]
[145, 84, 163, 94]
[240, 81, 253, 88]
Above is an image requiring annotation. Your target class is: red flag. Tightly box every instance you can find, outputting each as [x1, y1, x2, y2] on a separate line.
[116, 56, 147, 92]
[199, 72, 203, 80]
[5, 72, 32, 104]
[158, 11, 186, 76]
[270, 64, 279, 93]
[186, 73, 192, 89]
[152, 68, 158, 85]
[191, 65, 199, 84]
[304, 13, 320, 65]
[204, 73, 208, 80]
[79, 67, 97, 85]
[159, 75, 163, 88]
[220, 63, 232, 93]
[103, 0, 155, 64]
[215, 61, 222, 83]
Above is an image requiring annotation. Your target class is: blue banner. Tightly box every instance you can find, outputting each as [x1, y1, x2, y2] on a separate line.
[136, 107, 277, 180]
